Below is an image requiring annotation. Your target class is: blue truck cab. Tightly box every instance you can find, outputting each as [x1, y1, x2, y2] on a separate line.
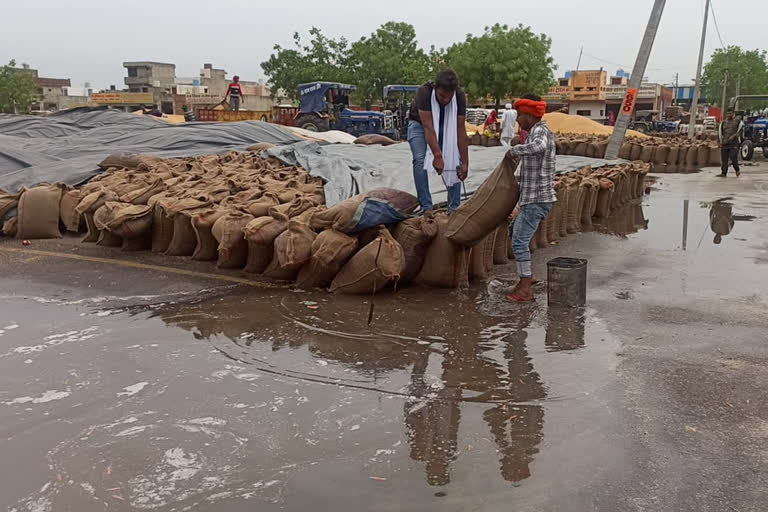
[295, 82, 398, 139]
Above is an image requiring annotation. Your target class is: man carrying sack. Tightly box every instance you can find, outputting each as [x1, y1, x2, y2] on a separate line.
[407, 70, 470, 214]
[504, 94, 556, 303]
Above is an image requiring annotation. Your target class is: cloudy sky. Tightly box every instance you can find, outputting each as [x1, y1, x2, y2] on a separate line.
[2, 0, 758, 90]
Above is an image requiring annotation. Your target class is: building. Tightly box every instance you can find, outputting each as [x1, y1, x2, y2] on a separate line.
[15, 66, 73, 112]
[123, 61, 177, 113]
[567, 70, 608, 121]
[672, 85, 704, 108]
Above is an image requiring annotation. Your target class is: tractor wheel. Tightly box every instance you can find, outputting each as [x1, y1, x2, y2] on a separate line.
[740, 140, 754, 161]
[295, 114, 329, 132]
[762, 146, 768, 160]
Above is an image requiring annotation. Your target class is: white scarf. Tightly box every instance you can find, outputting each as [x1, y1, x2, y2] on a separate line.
[424, 90, 461, 187]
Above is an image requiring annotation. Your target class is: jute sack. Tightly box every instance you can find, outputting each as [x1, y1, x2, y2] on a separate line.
[274, 220, 317, 270]
[685, 145, 698, 167]
[191, 209, 228, 261]
[565, 178, 582, 233]
[555, 180, 569, 238]
[595, 178, 615, 218]
[677, 145, 689, 166]
[635, 169, 648, 198]
[446, 155, 520, 246]
[697, 145, 710, 166]
[469, 232, 495, 280]
[0, 190, 21, 219]
[92, 202, 124, 247]
[415, 213, 471, 289]
[164, 199, 211, 257]
[243, 216, 289, 273]
[106, 204, 153, 240]
[330, 227, 404, 294]
[3, 216, 18, 237]
[16, 184, 63, 239]
[309, 195, 363, 231]
[150, 200, 175, 253]
[545, 205, 558, 242]
[639, 145, 655, 163]
[574, 180, 590, 229]
[246, 192, 280, 218]
[666, 146, 680, 166]
[59, 188, 83, 232]
[580, 178, 599, 227]
[247, 142, 276, 152]
[654, 145, 670, 165]
[392, 216, 438, 283]
[619, 142, 632, 160]
[213, 211, 255, 269]
[295, 230, 359, 289]
[708, 145, 721, 167]
[629, 143, 643, 161]
[353, 134, 398, 146]
[269, 196, 315, 220]
[120, 178, 166, 205]
[492, 222, 510, 264]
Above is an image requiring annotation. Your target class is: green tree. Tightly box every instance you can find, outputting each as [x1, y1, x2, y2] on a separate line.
[702, 46, 768, 108]
[346, 22, 431, 103]
[0, 60, 37, 114]
[261, 27, 351, 101]
[444, 24, 555, 107]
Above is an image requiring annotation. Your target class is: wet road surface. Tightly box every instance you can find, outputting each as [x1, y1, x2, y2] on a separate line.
[1, 164, 767, 511]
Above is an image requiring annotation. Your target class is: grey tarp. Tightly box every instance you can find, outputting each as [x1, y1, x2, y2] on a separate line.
[0, 107, 304, 192]
[265, 141, 617, 206]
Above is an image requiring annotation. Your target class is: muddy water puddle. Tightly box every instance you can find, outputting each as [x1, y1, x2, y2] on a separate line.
[1, 282, 622, 511]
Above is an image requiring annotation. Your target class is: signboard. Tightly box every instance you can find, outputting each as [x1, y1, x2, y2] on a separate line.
[185, 93, 224, 105]
[91, 92, 153, 104]
[621, 88, 638, 115]
[603, 84, 659, 100]
[543, 86, 570, 101]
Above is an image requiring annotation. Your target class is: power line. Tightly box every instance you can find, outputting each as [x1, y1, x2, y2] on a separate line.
[709, 0, 727, 50]
[580, 51, 675, 72]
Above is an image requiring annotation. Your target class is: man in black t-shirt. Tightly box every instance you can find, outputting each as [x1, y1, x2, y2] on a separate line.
[407, 70, 469, 213]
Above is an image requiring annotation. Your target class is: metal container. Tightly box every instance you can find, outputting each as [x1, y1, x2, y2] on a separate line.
[547, 257, 587, 307]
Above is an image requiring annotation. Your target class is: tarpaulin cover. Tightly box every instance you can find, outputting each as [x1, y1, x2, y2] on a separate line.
[0, 107, 305, 192]
[0, 107, 618, 208]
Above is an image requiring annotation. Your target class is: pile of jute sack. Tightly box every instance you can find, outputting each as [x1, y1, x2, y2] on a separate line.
[0, 150, 649, 292]
[556, 134, 723, 167]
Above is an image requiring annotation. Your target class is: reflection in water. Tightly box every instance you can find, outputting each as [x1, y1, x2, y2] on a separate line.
[594, 202, 648, 237]
[145, 290, 588, 487]
[709, 200, 735, 245]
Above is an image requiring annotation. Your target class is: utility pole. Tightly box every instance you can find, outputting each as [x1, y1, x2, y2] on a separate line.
[576, 46, 583, 71]
[687, 0, 710, 139]
[605, 0, 667, 159]
[721, 69, 728, 114]
[674, 72, 679, 105]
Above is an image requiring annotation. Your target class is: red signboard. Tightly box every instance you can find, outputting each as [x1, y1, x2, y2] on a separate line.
[621, 87, 638, 115]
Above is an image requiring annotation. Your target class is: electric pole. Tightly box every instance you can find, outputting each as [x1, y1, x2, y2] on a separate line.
[605, 0, 667, 159]
[721, 69, 728, 114]
[688, 0, 710, 139]
[674, 72, 679, 105]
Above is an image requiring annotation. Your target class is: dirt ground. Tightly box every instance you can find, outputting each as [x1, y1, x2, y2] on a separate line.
[1, 161, 767, 512]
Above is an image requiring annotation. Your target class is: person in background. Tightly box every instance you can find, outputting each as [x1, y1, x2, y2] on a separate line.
[718, 108, 744, 177]
[142, 104, 162, 117]
[504, 94, 556, 303]
[500, 103, 518, 146]
[484, 108, 499, 132]
[407, 70, 469, 214]
[225, 75, 244, 112]
[607, 110, 616, 126]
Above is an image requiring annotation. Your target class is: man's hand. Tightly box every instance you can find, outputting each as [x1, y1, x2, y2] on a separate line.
[504, 149, 517, 165]
[433, 152, 445, 175]
[459, 161, 468, 181]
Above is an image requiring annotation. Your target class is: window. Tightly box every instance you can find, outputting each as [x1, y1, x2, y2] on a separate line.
[127, 67, 138, 77]
[576, 110, 591, 116]
[600, 110, 604, 116]
[142, 87, 149, 93]
[558, 79, 569, 86]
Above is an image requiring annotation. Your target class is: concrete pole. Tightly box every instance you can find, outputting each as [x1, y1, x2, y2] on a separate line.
[605, 0, 667, 160]
[687, 0, 711, 139]
[721, 70, 728, 113]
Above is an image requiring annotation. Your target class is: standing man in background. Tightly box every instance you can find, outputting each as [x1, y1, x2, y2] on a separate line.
[504, 94, 556, 303]
[225, 75, 244, 112]
[718, 108, 744, 177]
[500, 103, 518, 146]
[407, 70, 470, 214]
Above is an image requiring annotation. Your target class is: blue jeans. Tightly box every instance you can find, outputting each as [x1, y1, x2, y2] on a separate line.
[510, 202, 554, 277]
[407, 120, 462, 213]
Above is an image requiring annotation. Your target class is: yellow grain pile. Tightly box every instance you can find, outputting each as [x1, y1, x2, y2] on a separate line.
[544, 112, 648, 138]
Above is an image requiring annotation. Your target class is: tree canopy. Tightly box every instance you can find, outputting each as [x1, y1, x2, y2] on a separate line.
[0, 60, 37, 114]
[444, 24, 555, 107]
[701, 46, 768, 108]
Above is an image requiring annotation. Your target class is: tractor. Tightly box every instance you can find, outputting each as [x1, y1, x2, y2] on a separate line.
[729, 95, 768, 161]
[630, 110, 678, 133]
[382, 85, 420, 141]
[294, 82, 398, 139]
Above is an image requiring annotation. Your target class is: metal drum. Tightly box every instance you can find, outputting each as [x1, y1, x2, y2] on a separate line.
[547, 257, 587, 307]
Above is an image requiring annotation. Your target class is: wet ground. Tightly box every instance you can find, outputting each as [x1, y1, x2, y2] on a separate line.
[1, 162, 767, 511]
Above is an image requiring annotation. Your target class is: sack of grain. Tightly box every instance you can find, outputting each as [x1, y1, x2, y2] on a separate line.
[269, 196, 315, 220]
[554, 180, 569, 238]
[696, 145, 710, 166]
[446, 155, 520, 246]
[106, 204, 153, 240]
[635, 167, 648, 198]
[654, 145, 670, 165]
[212, 211, 254, 269]
[677, 145, 689, 166]
[545, 205, 558, 242]
[708, 145, 721, 167]
[595, 178, 614, 218]
[98, 153, 161, 170]
[330, 227, 404, 294]
[190, 209, 228, 261]
[246, 192, 280, 218]
[565, 178, 582, 233]
[353, 134, 398, 146]
[120, 178, 165, 205]
[310, 195, 363, 231]
[573, 141, 588, 156]
[16, 184, 63, 239]
[580, 178, 599, 228]
[273, 219, 316, 270]
[619, 142, 632, 160]
[639, 145, 655, 163]
[295, 230, 358, 289]
[685, 145, 698, 167]
[59, 188, 83, 233]
[415, 213, 471, 289]
[150, 200, 175, 253]
[165, 213, 198, 256]
[469, 231, 496, 280]
[0, 190, 21, 220]
[2, 216, 18, 237]
[392, 216, 438, 283]
[492, 222, 509, 264]
[666, 146, 680, 166]
[629, 143, 642, 161]
[242, 215, 289, 273]
[247, 142, 276, 152]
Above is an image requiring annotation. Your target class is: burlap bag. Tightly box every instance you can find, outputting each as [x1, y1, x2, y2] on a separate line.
[392, 216, 438, 283]
[58, 188, 83, 233]
[16, 184, 63, 239]
[295, 230, 359, 289]
[120, 178, 166, 205]
[330, 227, 404, 294]
[708, 145, 721, 167]
[415, 213, 471, 289]
[618, 142, 632, 160]
[639, 145, 655, 163]
[106, 204, 153, 240]
[273, 220, 317, 270]
[246, 193, 280, 218]
[555, 181, 569, 238]
[666, 146, 680, 166]
[595, 178, 615, 218]
[0, 190, 21, 219]
[697, 145, 710, 166]
[492, 222, 509, 265]
[654, 145, 670, 165]
[446, 155, 520, 246]
[212, 211, 255, 269]
[3, 216, 18, 237]
[565, 178, 582, 233]
[191, 209, 228, 261]
[629, 143, 643, 161]
[685, 145, 698, 167]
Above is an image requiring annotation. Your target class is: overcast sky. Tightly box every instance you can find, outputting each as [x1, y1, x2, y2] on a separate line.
[2, 0, 760, 91]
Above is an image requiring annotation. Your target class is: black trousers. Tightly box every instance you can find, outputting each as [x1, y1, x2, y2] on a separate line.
[721, 145, 739, 174]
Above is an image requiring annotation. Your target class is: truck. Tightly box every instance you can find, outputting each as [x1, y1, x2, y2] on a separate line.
[294, 82, 398, 139]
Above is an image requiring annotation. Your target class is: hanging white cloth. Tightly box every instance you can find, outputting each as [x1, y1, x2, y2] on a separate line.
[424, 90, 461, 187]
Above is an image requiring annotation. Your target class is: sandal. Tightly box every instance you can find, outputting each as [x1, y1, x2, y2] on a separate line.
[505, 291, 535, 303]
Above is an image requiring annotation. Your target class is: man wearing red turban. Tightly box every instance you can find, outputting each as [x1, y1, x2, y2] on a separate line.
[504, 94, 556, 302]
